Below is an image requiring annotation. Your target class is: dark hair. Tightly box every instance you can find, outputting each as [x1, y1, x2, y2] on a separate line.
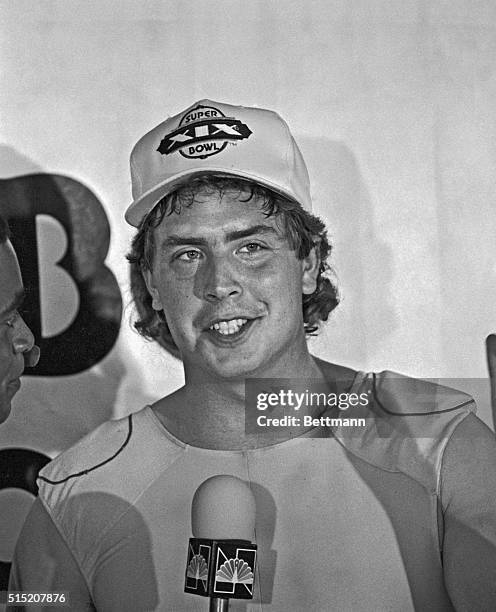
[0, 213, 10, 244]
[127, 176, 339, 357]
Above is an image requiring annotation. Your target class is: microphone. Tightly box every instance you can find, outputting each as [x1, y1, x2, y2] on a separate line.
[184, 475, 257, 611]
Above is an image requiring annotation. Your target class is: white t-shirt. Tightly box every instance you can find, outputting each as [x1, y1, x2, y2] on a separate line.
[9, 371, 496, 610]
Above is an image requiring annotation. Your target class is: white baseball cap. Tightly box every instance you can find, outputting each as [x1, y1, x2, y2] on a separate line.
[125, 99, 312, 227]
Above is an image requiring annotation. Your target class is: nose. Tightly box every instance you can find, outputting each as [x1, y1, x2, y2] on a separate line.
[12, 316, 35, 356]
[201, 255, 242, 302]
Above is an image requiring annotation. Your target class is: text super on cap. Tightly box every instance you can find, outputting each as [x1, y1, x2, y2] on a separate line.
[125, 99, 312, 227]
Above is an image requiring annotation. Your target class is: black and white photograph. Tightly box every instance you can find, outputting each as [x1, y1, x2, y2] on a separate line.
[1, 2, 495, 610]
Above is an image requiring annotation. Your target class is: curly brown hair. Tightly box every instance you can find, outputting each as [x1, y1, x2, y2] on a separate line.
[127, 176, 339, 357]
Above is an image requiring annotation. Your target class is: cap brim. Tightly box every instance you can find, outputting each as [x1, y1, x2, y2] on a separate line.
[125, 168, 306, 227]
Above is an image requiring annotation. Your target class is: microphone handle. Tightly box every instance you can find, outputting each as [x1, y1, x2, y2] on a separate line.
[210, 597, 229, 611]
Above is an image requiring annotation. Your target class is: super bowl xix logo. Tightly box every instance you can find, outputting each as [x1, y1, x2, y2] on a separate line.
[157, 104, 252, 159]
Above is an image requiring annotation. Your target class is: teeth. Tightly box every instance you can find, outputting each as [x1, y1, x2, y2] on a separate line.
[210, 318, 248, 335]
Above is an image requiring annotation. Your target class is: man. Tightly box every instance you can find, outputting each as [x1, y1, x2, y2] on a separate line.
[0, 213, 39, 424]
[10, 100, 496, 610]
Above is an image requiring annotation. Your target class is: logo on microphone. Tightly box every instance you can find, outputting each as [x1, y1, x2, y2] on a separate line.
[214, 550, 255, 596]
[185, 539, 257, 600]
[186, 554, 209, 589]
[186, 543, 211, 594]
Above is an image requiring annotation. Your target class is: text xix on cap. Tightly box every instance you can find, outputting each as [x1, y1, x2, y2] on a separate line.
[125, 99, 312, 227]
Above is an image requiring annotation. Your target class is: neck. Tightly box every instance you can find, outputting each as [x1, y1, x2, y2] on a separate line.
[154, 352, 335, 450]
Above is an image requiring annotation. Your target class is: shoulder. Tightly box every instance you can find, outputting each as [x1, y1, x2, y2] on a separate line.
[38, 412, 135, 488]
[332, 370, 478, 493]
[371, 370, 475, 418]
[37, 406, 185, 527]
[439, 414, 496, 608]
[441, 412, 496, 509]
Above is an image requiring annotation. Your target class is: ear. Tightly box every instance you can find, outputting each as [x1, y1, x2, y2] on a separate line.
[301, 239, 321, 295]
[142, 268, 163, 311]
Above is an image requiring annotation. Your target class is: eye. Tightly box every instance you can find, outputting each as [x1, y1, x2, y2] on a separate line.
[4, 311, 20, 328]
[176, 250, 202, 262]
[238, 243, 265, 254]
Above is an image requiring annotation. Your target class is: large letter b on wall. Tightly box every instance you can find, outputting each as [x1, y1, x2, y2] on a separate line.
[0, 174, 122, 375]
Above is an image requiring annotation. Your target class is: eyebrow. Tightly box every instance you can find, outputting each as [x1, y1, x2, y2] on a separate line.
[160, 224, 280, 249]
[0, 289, 25, 318]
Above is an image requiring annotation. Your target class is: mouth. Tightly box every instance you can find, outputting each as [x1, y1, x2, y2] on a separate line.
[25, 346, 40, 368]
[204, 317, 257, 343]
[209, 318, 249, 335]
[7, 378, 21, 394]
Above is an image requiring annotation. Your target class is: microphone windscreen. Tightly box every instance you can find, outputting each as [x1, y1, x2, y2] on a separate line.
[191, 475, 255, 541]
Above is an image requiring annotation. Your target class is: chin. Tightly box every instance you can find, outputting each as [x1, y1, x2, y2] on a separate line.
[206, 354, 273, 381]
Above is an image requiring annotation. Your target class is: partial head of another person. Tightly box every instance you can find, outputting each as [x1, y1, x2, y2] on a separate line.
[0, 213, 39, 423]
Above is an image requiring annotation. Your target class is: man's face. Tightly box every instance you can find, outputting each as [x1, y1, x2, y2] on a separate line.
[144, 188, 319, 381]
[0, 240, 35, 423]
